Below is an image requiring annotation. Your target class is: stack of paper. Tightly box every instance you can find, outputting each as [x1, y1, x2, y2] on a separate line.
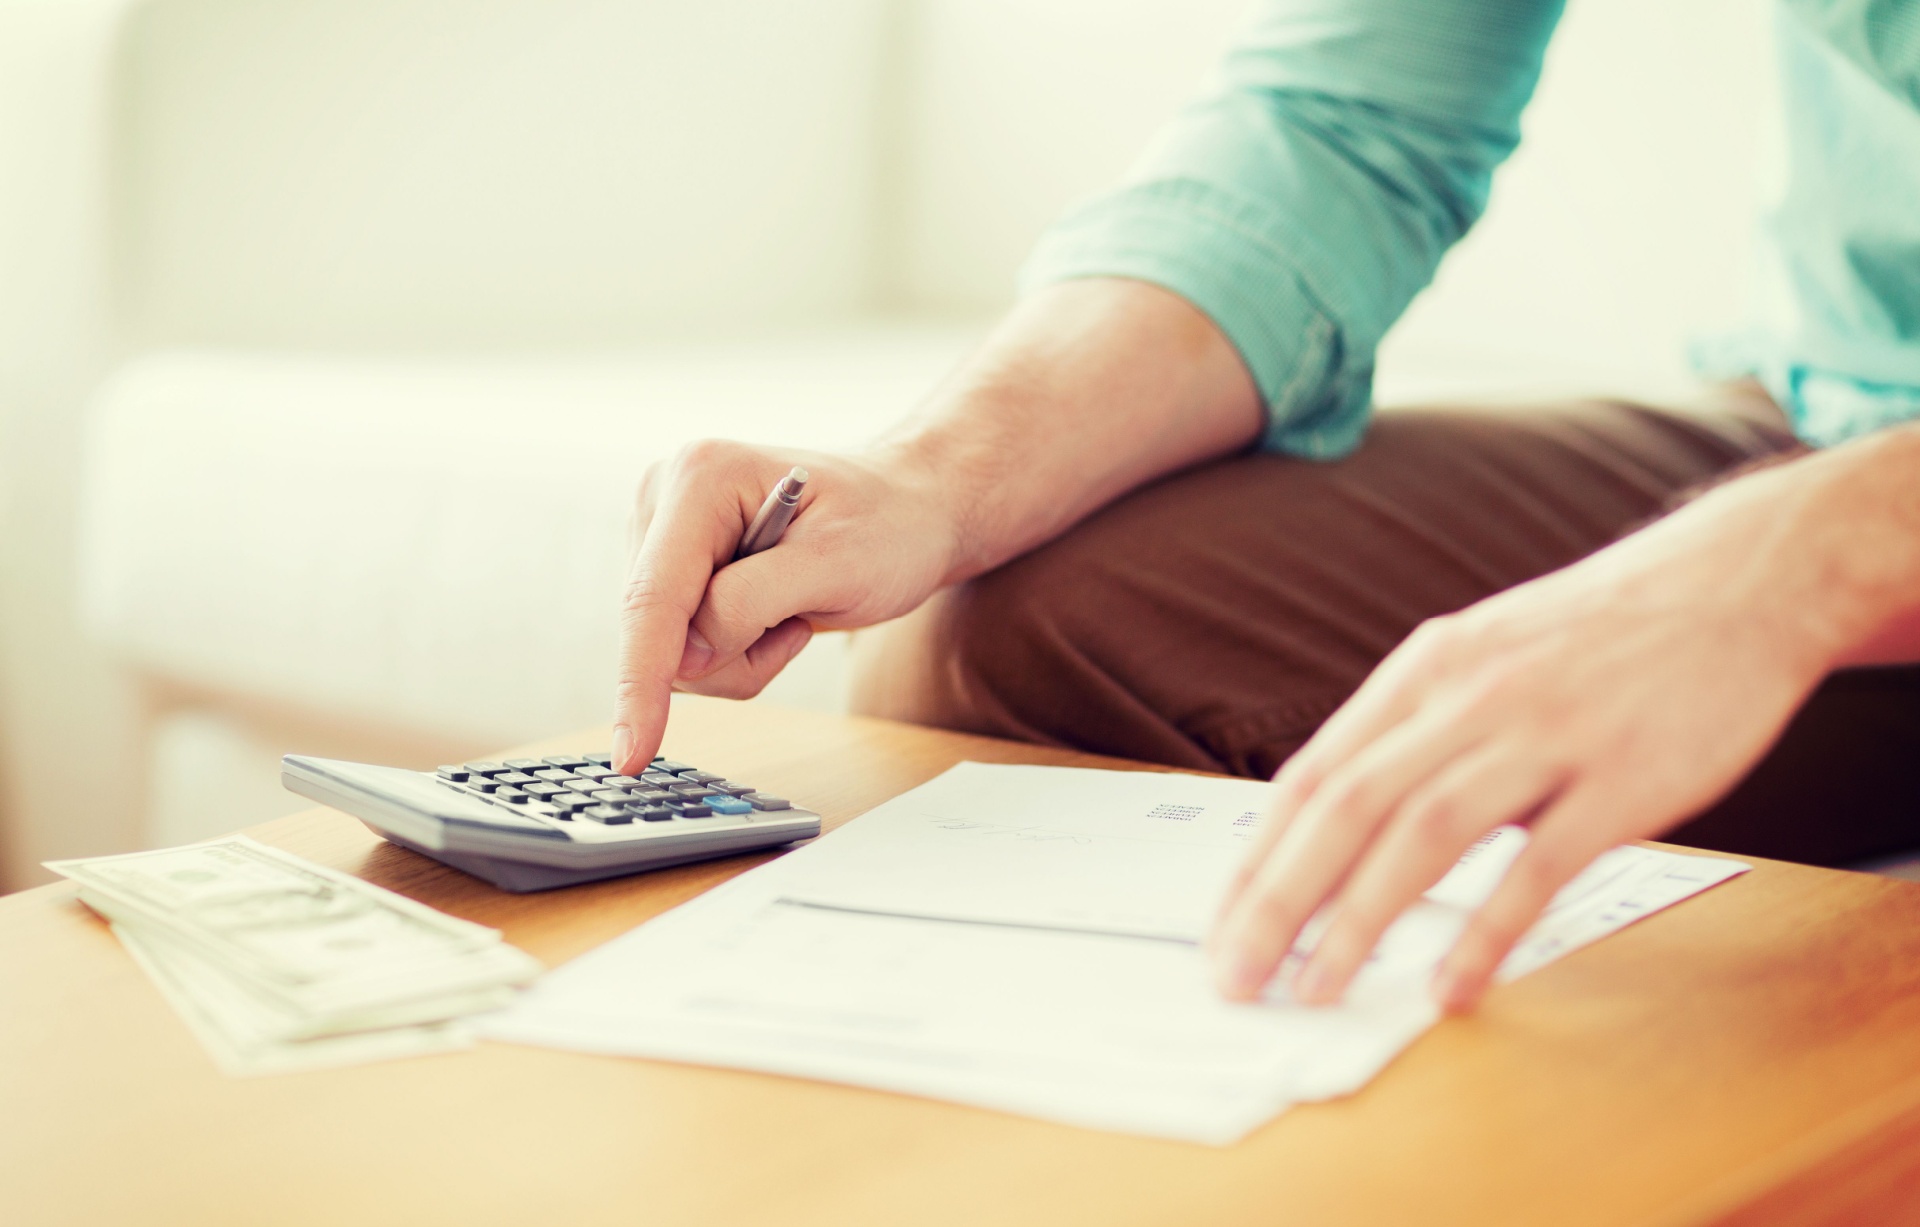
[486, 763, 1747, 1144]
[49, 836, 543, 1075]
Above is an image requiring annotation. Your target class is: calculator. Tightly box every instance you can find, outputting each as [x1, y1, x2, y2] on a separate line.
[281, 751, 821, 892]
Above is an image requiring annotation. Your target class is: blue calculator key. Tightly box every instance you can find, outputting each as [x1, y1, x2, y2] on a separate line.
[707, 796, 752, 815]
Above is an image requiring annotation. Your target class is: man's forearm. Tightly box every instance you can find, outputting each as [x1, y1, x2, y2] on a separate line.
[873, 278, 1264, 586]
[1791, 421, 1920, 666]
[1688, 418, 1920, 670]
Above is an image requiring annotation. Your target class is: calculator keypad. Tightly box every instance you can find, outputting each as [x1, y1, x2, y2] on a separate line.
[438, 753, 792, 837]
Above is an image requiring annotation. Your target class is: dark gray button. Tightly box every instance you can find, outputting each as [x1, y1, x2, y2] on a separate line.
[494, 771, 537, 787]
[679, 771, 724, 785]
[575, 764, 614, 781]
[712, 782, 756, 796]
[746, 794, 791, 811]
[670, 784, 717, 799]
[581, 805, 631, 824]
[503, 759, 543, 770]
[654, 761, 692, 775]
[584, 753, 614, 767]
[531, 768, 574, 783]
[542, 755, 589, 769]
[563, 779, 602, 795]
[495, 787, 529, 803]
[670, 800, 713, 817]
[629, 805, 674, 822]
[591, 789, 631, 804]
[436, 765, 470, 782]
[632, 788, 676, 803]
[462, 762, 507, 777]
[466, 777, 501, 794]
[600, 775, 641, 790]
[525, 782, 566, 798]
[641, 771, 680, 786]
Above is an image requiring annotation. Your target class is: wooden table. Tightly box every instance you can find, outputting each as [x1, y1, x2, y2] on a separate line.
[6, 695, 1920, 1226]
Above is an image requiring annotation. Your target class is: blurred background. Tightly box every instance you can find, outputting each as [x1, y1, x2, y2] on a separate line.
[0, 0, 1777, 890]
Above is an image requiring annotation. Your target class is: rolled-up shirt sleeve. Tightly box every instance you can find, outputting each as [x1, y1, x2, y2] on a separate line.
[1019, 0, 1565, 458]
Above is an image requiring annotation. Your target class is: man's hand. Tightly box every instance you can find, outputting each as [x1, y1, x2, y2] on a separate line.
[1207, 427, 1920, 1013]
[609, 279, 1265, 776]
[613, 442, 958, 774]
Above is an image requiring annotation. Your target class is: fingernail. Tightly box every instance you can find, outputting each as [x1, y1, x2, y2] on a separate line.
[678, 628, 715, 678]
[1432, 966, 1472, 1013]
[611, 725, 634, 774]
[1215, 951, 1260, 1001]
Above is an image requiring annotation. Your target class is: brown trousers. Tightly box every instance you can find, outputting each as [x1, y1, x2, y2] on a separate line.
[849, 386, 1920, 867]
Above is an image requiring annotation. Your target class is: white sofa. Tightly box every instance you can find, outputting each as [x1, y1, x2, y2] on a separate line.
[0, 0, 1775, 885]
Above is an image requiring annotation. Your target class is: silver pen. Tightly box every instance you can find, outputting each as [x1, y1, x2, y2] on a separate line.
[734, 466, 809, 560]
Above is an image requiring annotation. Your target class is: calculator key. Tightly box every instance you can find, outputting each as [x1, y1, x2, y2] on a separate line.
[466, 777, 501, 794]
[678, 771, 725, 785]
[602, 775, 643, 790]
[712, 782, 757, 797]
[462, 762, 507, 777]
[670, 784, 717, 799]
[591, 789, 631, 804]
[746, 794, 791, 811]
[581, 805, 632, 824]
[632, 788, 676, 803]
[542, 755, 590, 769]
[436, 765, 470, 782]
[525, 782, 566, 798]
[575, 764, 614, 781]
[546, 794, 589, 812]
[707, 796, 753, 815]
[641, 771, 680, 786]
[523, 801, 562, 819]
[531, 768, 574, 783]
[495, 787, 530, 803]
[654, 761, 692, 775]
[629, 805, 674, 822]
[494, 771, 537, 786]
[503, 759, 544, 770]
[584, 753, 614, 767]
[669, 800, 713, 817]
[563, 779, 602, 795]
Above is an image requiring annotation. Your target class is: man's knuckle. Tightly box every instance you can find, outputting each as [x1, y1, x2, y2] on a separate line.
[674, 437, 746, 475]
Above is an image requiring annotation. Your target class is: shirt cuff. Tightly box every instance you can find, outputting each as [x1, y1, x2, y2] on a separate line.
[1018, 177, 1372, 460]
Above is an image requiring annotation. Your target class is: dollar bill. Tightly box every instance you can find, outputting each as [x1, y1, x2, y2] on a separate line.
[112, 920, 476, 1076]
[48, 836, 505, 983]
[49, 835, 546, 1067]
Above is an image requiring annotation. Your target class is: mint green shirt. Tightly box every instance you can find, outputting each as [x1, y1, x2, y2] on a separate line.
[1021, 0, 1920, 457]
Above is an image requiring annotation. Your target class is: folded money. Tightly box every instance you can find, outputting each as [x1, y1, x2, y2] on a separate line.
[48, 835, 545, 1074]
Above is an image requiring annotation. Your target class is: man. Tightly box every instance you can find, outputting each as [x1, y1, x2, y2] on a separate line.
[612, 0, 1920, 1012]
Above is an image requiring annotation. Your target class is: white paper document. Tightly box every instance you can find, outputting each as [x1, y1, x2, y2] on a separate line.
[485, 763, 1747, 1144]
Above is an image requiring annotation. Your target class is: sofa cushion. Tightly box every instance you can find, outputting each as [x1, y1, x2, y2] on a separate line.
[78, 329, 977, 742]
